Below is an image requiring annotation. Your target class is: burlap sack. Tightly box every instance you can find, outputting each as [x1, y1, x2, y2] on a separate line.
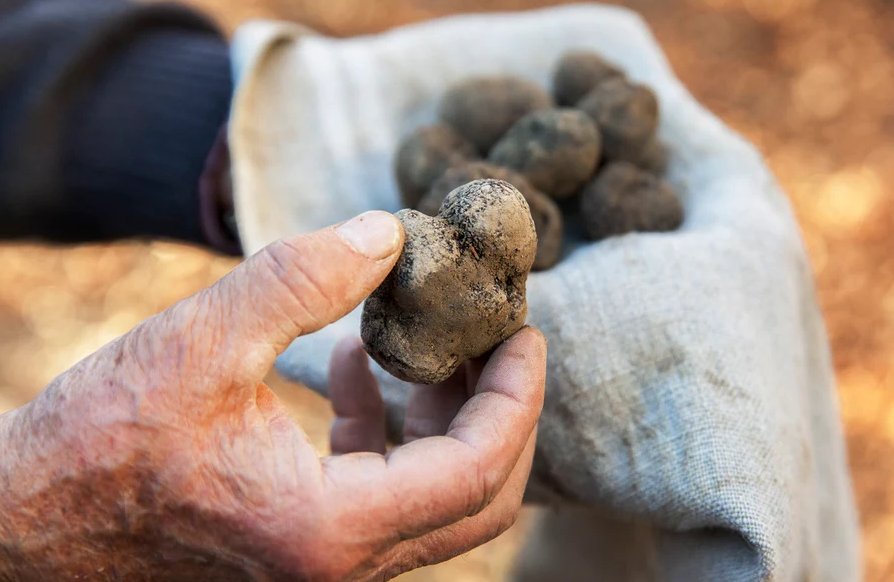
[228, 5, 860, 580]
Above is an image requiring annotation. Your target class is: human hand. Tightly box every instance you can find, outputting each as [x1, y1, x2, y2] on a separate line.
[0, 211, 546, 581]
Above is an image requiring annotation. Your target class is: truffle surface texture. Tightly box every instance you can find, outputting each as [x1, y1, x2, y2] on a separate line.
[362, 179, 537, 384]
[553, 51, 625, 106]
[489, 109, 601, 200]
[581, 162, 683, 241]
[420, 162, 563, 270]
[395, 124, 477, 207]
[440, 76, 553, 154]
[578, 78, 659, 162]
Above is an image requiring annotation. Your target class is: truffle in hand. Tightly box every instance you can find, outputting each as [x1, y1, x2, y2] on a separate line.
[420, 162, 563, 271]
[580, 162, 683, 241]
[362, 180, 537, 384]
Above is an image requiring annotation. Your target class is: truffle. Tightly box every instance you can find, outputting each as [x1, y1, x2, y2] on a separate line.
[420, 162, 563, 271]
[489, 109, 601, 199]
[394, 124, 477, 207]
[440, 76, 553, 154]
[553, 51, 625, 106]
[580, 162, 683, 241]
[362, 180, 537, 384]
[577, 78, 659, 162]
[629, 139, 669, 175]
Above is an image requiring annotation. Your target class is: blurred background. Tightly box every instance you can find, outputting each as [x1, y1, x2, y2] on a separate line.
[0, 0, 891, 579]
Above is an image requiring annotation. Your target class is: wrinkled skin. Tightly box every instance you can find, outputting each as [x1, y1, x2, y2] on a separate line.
[0, 212, 546, 582]
[580, 162, 683, 241]
[363, 180, 537, 384]
[420, 162, 564, 271]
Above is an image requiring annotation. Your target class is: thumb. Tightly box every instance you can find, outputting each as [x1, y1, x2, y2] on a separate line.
[145, 211, 403, 387]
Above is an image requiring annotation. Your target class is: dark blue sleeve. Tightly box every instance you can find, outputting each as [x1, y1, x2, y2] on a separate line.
[0, 0, 234, 251]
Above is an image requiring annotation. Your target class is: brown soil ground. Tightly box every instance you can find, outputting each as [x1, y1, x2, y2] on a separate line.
[0, 0, 891, 579]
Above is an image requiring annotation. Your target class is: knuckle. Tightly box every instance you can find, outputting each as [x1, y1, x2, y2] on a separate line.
[122, 318, 174, 387]
[261, 240, 331, 332]
[379, 537, 443, 581]
[495, 505, 520, 537]
[392, 553, 427, 579]
[465, 453, 496, 517]
[138, 296, 218, 380]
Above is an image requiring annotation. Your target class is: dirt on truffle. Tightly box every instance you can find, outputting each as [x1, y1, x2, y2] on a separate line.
[578, 78, 659, 163]
[394, 124, 478, 207]
[440, 76, 553, 154]
[489, 108, 601, 199]
[580, 161, 683, 241]
[362, 179, 537, 384]
[421, 162, 563, 271]
[552, 51, 625, 107]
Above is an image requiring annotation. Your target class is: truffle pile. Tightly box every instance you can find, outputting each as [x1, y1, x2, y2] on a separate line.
[366, 51, 685, 384]
[395, 50, 684, 271]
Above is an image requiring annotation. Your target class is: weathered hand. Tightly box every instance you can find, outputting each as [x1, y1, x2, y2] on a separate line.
[0, 212, 546, 581]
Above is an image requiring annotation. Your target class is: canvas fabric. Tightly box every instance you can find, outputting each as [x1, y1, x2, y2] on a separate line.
[228, 6, 860, 580]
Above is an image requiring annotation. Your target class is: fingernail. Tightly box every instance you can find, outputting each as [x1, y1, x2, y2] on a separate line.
[336, 211, 402, 260]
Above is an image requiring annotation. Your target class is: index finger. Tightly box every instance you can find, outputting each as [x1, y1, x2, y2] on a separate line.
[382, 326, 546, 536]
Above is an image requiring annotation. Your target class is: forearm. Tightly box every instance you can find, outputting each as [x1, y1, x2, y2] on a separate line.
[0, 376, 235, 580]
[0, 0, 237, 252]
[0, 368, 138, 579]
[0, 404, 77, 580]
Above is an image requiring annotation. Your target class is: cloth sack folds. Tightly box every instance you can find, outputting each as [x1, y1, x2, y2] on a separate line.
[228, 5, 860, 580]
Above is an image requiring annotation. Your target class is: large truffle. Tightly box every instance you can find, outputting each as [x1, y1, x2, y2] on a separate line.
[580, 162, 683, 241]
[578, 78, 659, 162]
[394, 124, 477, 207]
[440, 76, 553, 154]
[362, 180, 537, 384]
[489, 109, 601, 199]
[553, 51, 625, 106]
[420, 162, 563, 271]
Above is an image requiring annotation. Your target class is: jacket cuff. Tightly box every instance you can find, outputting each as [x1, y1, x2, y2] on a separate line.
[64, 26, 233, 248]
